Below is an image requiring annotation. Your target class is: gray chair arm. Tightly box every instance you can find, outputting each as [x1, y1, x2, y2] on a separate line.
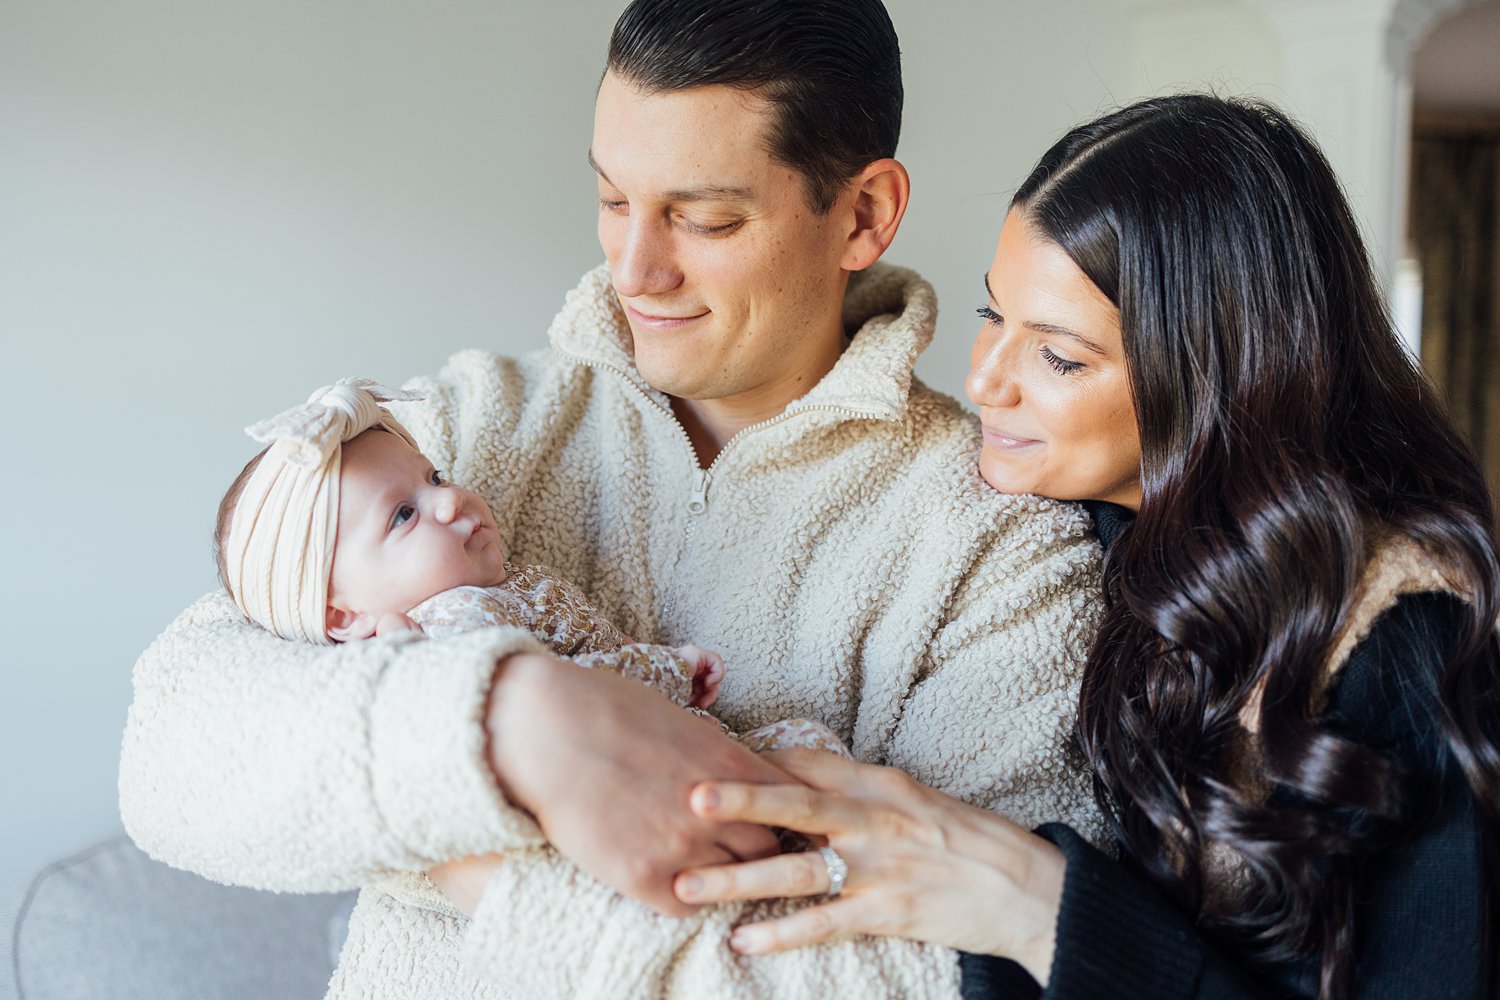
[2, 836, 356, 1000]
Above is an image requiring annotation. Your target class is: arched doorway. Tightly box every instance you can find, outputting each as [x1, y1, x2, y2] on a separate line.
[1406, 1, 1500, 494]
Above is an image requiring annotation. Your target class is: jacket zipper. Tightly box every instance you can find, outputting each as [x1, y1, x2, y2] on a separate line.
[556, 350, 884, 622]
[556, 351, 882, 515]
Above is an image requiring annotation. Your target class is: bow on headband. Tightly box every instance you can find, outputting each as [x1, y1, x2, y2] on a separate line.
[224, 378, 424, 644]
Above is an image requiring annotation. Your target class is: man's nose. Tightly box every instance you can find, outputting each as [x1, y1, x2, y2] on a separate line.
[966, 335, 1022, 408]
[610, 217, 682, 299]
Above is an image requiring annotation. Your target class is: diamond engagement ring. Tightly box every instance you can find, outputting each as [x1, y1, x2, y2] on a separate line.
[819, 846, 849, 897]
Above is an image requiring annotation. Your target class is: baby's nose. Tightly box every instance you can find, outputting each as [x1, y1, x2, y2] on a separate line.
[434, 489, 463, 523]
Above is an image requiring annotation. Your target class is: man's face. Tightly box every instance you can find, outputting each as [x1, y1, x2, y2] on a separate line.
[591, 71, 853, 407]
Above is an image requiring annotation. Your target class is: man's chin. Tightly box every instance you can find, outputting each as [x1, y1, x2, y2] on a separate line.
[631, 362, 712, 401]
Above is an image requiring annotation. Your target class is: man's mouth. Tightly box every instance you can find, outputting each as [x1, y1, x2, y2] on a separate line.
[625, 304, 710, 330]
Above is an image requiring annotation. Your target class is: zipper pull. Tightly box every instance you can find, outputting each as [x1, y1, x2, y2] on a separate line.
[688, 468, 711, 515]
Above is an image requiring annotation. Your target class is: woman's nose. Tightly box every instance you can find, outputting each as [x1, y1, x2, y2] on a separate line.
[966, 332, 1022, 408]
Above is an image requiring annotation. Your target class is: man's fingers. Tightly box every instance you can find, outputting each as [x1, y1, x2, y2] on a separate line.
[729, 898, 867, 954]
[676, 849, 833, 904]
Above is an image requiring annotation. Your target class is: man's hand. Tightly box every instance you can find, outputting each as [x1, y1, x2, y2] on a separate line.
[485, 654, 784, 916]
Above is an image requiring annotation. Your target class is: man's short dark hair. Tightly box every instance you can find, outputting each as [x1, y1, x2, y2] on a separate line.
[606, 0, 903, 213]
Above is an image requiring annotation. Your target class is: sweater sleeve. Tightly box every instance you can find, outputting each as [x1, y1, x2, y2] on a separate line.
[119, 596, 552, 890]
[459, 847, 963, 1000]
[963, 591, 1490, 1000]
[119, 355, 554, 892]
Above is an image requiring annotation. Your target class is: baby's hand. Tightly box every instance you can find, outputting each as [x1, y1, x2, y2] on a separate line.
[675, 644, 724, 709]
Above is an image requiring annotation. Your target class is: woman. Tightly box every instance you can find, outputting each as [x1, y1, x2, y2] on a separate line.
[671, 94, 1500, 999]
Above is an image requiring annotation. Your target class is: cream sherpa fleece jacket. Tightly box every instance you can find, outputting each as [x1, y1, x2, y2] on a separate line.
[121, 263, 1104, 999]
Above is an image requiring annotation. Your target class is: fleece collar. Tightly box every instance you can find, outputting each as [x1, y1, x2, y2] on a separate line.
[546, 262, 938, 423]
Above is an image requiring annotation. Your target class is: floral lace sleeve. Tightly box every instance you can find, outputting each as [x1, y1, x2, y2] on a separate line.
[406, 586, 525, 639]
[407, 568, 696, 707]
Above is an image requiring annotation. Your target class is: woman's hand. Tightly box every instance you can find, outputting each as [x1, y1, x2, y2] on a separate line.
[671, 748, 1067, 986]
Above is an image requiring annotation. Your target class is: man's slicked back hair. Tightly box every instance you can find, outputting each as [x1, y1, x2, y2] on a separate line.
[606, 0, 903, 213]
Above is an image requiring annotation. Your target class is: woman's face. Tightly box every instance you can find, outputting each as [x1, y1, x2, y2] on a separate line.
[967, 211, 1142, 509]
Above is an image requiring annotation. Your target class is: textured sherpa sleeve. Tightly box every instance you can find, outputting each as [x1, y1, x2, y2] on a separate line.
[459, 847, 962, 1000]
[883, 498, 1109, 845]
[120, 593, 552, 891]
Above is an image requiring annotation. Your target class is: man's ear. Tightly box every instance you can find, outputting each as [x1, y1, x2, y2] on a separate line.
[841, 157, 910, 272]
[326, 604, 377, 643]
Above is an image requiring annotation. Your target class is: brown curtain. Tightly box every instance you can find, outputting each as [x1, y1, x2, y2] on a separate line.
[1410, 116, 1500, 498]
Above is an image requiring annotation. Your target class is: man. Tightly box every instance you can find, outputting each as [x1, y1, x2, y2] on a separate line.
[120, 1, 1101, 995]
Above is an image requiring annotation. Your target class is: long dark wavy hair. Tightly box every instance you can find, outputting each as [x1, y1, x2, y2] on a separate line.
[1013, 95, 1500, 998]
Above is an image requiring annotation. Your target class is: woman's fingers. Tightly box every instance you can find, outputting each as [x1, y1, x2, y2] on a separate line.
[728, 898, 867, 954]
[689, 779, 866, 836]
[757, 747, 882, 794]
[675, 849, 835, 904]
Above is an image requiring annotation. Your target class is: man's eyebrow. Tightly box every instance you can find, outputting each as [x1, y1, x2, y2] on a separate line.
[587, 149, 753, 202]
[982, 273, 1110, 358]
[587, 149, 612, 185]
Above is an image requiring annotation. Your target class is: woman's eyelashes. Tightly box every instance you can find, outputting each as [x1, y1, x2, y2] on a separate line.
[1041, 346, 1086, 375]
[976, 306, 1087, 376]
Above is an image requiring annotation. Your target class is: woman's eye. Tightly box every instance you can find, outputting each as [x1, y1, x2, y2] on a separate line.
[392, 504, 415, 529]
[975, 305, 1002, 327]
[1040, 346, 1086, 375]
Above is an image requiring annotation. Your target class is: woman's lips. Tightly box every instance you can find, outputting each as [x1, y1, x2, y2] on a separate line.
[981, 426, 1043, 450]
[626, 304, 710, 330]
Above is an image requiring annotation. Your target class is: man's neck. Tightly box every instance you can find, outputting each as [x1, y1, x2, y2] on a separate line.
[671, 333, 848, 468]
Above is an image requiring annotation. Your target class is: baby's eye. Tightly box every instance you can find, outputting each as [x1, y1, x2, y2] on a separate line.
[430, 469, 446, 486]
[392, 504, 415, 529]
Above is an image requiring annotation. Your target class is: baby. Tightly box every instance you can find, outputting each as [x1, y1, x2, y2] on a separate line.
[214, 377, 844, 752]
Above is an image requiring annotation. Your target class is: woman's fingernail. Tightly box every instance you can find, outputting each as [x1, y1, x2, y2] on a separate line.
[730, 927, 763, 953]
[677, 875, 703, 899]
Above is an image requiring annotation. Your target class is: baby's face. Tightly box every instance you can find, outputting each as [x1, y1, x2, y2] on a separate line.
[328, 428, 508, 619]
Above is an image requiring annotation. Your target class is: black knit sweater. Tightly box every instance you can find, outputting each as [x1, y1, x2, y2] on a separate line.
[960, 503, 1493, 999]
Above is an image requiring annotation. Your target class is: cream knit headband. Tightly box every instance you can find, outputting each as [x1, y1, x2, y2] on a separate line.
[224, 377, 423, 644]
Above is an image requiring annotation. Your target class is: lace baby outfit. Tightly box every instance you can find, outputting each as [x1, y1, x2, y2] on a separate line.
[408, 563, 848, 756]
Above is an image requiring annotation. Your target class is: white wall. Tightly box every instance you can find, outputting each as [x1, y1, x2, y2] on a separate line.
[1, 0, 1399, 888]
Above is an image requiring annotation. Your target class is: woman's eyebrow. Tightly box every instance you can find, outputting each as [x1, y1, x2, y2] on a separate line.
[1024, 321, 1109, 358]
[983, 272, 1109, 358]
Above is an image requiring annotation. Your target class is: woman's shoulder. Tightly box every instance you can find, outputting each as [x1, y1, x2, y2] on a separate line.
[1322, 529, 1472, 685]
[1323, 589, 1471, 768]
